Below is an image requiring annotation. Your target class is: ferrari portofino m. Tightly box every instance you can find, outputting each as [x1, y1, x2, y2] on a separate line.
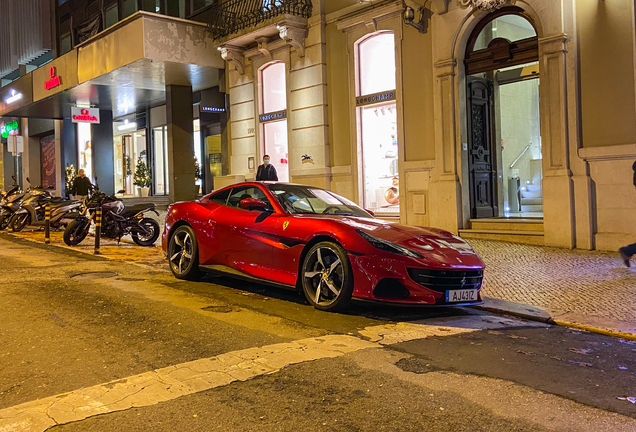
[162, 182, 485, 311]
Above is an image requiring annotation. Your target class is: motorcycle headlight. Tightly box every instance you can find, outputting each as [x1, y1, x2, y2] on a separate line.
[356, 229, 422, 259]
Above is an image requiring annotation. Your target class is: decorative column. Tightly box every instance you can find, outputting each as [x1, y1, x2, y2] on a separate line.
[428, 59, 463, 233]
[539, 34, 575, 248]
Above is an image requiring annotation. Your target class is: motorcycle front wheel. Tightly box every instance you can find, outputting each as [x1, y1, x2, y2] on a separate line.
[131, 218, 160, 247]
[10, 213, 31, 232]
[64, 219, 90, 246]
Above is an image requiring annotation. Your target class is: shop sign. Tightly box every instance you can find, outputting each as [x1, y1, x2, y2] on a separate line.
[45, 66, 62, 90]
[259, 110, 287, 122]
[71, 107, 100, 124]
[5, 89, 23, 104]
[201, 106, 225, 112]
[1, 120, 19, 139]
[356, 90, 396, 107]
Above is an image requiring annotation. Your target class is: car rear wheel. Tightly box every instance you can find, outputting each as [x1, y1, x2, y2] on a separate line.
[301, 241, 353, 311]
[168, 225, 201, 280]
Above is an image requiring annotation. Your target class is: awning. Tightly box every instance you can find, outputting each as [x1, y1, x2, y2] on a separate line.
[0, 11, 225, 120]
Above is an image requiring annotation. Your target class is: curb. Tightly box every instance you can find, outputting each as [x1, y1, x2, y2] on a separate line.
[476, 296, 636, 341]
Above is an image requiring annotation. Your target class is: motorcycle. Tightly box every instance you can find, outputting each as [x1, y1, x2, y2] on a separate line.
[1, 177, 47, 231]
[63, 189, 160, 247]
[8, 186, 82, 232]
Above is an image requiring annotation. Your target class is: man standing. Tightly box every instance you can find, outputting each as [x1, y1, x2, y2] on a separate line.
[619, 160, 636, 267]
[256, 154, 278, 181]
[71, 169, 94, 203]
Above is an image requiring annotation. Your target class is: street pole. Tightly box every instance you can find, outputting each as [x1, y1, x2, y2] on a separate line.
[44, 204, 50, 244]
[94, 206, 102, 255]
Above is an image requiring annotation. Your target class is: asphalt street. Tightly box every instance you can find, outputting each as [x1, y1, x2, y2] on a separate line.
[1, 234, 635, 432]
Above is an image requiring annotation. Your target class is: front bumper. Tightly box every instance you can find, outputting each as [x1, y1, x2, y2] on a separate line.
[349, 254, 484, 306]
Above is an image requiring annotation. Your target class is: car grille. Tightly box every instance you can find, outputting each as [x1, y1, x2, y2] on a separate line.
[407, 268, 483, 292]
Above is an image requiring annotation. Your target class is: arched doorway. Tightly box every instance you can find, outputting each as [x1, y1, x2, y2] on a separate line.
[465, 7, 541, 219]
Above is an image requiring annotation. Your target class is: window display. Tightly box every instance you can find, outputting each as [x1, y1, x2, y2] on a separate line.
[260, 62, 289, 182]
[356, 31, 399, 216]
[112, 121, 147, 196]
[77, 122, 93, 181]
[153, 126, 168, 195]
[360, 102, 399, 214]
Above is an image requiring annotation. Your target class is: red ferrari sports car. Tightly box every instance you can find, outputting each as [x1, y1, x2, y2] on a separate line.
[162, 182, 485, 311]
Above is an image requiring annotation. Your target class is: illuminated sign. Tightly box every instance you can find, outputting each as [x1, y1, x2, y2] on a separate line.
[44, 66, 62, 90]
[5, 89, 23, 104]
[1, 120, 19, 139]
[201, 106, 225, 112]
[355, 90, 396, 107]
[259, 110, 287, 122]
[71, 107, 100, 124]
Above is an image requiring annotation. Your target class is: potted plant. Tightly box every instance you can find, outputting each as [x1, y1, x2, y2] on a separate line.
[133, 157, 152, 197]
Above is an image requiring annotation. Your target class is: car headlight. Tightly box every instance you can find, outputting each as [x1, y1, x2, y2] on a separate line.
[356, 230, 422, 259]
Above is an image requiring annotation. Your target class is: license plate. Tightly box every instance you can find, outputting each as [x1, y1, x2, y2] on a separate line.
[445, 289, 478, 303]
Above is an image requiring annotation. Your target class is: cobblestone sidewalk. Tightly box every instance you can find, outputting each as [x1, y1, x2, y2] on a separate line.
[469, 239, 636, 327]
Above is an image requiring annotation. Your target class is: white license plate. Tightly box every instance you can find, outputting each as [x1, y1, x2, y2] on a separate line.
[445, 289, 478, 303]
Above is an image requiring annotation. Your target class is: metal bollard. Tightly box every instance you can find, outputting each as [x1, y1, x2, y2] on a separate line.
[94, 206, 102, 255]
[44, 204, 51, 244]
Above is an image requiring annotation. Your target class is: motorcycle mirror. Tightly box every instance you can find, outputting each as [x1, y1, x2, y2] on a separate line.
[116, 189, 125, 194]
[11, 175, 16, 181]
[26, 177, 31, 184]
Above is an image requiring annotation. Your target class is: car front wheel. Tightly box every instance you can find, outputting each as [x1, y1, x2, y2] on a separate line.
[301, 241, 353, 311]
[168, 225, 201, 280]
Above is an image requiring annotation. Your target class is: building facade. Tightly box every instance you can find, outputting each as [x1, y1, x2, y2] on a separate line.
[1, 0, 634, 252]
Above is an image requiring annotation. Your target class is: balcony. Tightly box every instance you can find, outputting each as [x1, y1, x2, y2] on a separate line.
[208, 0, 313, 41]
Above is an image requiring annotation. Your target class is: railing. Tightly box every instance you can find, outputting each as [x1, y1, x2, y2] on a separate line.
[208, 0, 312, 40]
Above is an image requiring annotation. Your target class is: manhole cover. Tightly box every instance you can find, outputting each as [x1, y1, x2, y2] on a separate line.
[70, 271, 118, 280]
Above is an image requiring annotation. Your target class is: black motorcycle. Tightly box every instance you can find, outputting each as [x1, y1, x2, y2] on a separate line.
[0, 177, 46, 230]
[63, 189, 160, 247]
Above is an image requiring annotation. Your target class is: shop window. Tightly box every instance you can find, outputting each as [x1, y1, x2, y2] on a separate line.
[40, 135, 56, 190]
[105, 5, 119, 28]
[77, 123, 93, 182]
[355, 32, 399, 216]
[153, 126, 169, 195]
[113, 120, 147, 196]
[194, 119, 203, 193]
[259, 62, 289, 182]
[358, 33, 396, 97]
[122, 0, 138, 18]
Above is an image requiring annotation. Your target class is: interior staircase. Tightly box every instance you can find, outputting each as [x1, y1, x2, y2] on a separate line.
[520, 184, 543, 213]
[459, 218, 545, 245]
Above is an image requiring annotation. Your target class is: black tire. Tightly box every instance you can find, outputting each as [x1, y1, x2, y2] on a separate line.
[10, 213, 30, 232]
[131, 218, 160, 246]
[301, 241, 354, 312]
[64, 219, 90, 246]
[168, 225, 201, 280]
[0, 211, 10, 230]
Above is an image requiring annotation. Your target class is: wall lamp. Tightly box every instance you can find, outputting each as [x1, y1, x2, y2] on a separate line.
[404, 1, 432, 34]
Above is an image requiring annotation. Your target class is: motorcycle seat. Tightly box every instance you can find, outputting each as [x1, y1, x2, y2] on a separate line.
[122, 203, 154, 216]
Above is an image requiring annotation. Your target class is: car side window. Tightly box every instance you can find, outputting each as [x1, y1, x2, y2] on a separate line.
[227, 186, 273, 212]
[210, 189, 232, 206]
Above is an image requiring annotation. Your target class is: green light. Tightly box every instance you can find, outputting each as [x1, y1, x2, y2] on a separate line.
[1, 120, 18, 139]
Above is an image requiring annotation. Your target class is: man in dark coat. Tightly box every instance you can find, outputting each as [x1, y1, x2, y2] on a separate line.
[256, 154, 278, 181]
[71, 169, 94, 203]
[619, 160, 636, 267]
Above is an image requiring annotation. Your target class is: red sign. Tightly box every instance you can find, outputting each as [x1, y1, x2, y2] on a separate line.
[72, 108, 99, 123]
[45, 66, 62, 90]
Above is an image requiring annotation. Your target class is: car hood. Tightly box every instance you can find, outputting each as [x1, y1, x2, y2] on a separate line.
[336, 216, 484, 268]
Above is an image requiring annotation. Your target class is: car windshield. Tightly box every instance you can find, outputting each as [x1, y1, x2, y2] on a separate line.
[267, 184, 373, 218]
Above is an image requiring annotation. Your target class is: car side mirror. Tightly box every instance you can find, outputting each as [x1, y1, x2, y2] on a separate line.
[239, 198, 268, 211]
[365, 209, 375, 217]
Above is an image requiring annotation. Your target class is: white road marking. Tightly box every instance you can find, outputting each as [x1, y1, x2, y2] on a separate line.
[0, 316, 535, 432]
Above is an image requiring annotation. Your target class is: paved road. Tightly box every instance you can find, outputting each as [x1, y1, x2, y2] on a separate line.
[1, 235, 635, 431]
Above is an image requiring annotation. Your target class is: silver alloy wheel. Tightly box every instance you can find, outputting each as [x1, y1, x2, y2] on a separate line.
[170, 230, 194, 275]
[304, 246, 344, 306]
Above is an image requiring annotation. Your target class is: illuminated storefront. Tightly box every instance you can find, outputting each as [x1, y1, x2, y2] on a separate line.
[259, 62, 289, 182]
[355, 32, 399, 217]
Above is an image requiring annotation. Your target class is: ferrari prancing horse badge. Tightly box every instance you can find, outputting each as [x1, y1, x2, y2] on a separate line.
[283, 221, 290, 231]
